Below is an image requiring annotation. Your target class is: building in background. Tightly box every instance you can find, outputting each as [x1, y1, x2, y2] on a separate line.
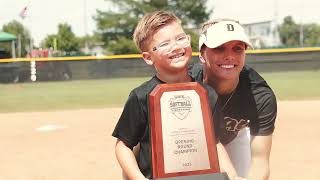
[243, 20, 282, 48]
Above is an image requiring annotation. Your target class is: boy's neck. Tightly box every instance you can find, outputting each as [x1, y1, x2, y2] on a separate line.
[156, 70, 191, 83]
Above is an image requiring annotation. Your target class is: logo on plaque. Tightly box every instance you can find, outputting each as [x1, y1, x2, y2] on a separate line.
[169, 95, 192, 120]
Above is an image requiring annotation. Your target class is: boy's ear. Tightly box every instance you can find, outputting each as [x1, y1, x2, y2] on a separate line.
[142, 52, 154, 66]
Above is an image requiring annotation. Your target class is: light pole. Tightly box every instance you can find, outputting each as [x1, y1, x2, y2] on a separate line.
[299, 23, 304, 47]
[84, 0, 89, 54]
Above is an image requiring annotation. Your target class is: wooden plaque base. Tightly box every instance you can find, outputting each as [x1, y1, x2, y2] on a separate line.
[153, 172, 229, 180]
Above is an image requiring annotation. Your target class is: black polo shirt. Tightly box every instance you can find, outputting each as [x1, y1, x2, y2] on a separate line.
[189, 64, 277, 144]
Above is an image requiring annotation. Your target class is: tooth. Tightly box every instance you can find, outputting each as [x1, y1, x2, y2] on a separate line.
[220, 65, 234, 68]
[171, 53, 183, 59]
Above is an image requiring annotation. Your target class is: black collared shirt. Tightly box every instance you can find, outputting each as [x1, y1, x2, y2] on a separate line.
[189, 64, 277, 144]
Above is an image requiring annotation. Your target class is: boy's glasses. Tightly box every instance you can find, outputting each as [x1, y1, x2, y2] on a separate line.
[152, 34, 191, 53]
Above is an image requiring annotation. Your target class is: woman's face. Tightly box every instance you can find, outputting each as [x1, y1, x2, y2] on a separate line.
[201, 40, 246, 81]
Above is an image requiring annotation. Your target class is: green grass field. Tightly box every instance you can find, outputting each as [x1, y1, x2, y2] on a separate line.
[0, 70, 319, 113]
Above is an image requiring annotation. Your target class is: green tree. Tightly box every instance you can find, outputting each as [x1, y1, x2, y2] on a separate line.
[41, 34, 58, 50]
[303, 23, 320, 46]
[41, 23, 80, 53]
[278, 16, 300, 47]
[78, 34, 103, 53]
[1, 20, 31, 57]
[94, 0, 212, 54]
[278, 16, 320, 47]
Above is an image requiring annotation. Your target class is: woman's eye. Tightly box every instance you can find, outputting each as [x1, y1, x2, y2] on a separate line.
[233, 45, 245, 52]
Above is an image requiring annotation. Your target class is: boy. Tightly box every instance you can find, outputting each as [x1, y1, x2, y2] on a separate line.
[112, 11, 218, 179]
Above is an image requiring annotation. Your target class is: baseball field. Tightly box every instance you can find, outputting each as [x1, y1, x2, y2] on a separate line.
[0, 70, 319, 180]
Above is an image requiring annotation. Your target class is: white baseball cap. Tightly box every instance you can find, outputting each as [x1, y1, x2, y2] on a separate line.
[199, 20, 252, 50]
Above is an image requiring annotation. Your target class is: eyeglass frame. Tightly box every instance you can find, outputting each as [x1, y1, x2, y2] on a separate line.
[151, 34, 191, 53]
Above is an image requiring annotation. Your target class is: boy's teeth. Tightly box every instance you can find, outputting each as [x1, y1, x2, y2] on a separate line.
[220, 65, 234, 69]
[171, 53, 183, 59]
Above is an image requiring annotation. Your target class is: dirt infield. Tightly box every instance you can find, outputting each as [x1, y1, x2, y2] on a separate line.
[0, 100, 319, 180]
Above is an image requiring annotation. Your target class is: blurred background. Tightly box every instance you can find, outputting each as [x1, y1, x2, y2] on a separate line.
[0, 0, 319, 112]
[1, 0, 320, 110]
[0, 0, 320, 83]
[0, 1, 320, 180]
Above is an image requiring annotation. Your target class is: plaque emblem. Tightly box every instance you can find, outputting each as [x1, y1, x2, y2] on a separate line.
[169, 95, 192, 120]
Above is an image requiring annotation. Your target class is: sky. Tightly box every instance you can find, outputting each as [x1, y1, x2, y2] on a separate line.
[1, 0, 320, 46]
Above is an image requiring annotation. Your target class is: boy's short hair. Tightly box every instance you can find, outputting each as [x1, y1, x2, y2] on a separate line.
[133, 11, 181, 52]
[199, 18, 252, 51]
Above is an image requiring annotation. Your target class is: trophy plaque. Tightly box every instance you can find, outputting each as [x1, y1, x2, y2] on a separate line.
[149, 82, 228, 180]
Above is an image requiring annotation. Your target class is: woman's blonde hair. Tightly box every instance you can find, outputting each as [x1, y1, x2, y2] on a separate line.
[133, 11, 181, 51]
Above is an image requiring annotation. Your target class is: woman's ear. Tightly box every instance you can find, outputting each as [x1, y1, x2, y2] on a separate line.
[199, 51, 206, 64]
[142, 52, 153, 66]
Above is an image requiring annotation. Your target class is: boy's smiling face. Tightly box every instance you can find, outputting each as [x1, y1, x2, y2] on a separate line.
[142, 21, 192, 75]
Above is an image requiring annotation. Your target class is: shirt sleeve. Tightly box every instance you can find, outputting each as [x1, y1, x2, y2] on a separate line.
[250, 87, 277, 136]
[188, 63, 204, 82]
[112, 91, 147, 149]
[201, 82, 220, 143]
